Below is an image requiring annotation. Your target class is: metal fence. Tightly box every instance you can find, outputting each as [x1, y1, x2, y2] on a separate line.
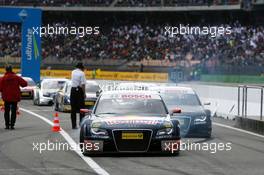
[238, 85, 264, 120]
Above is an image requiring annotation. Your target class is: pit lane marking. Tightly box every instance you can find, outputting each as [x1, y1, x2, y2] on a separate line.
[213, 122, 264, 139]
[24, 110, 54, 112]
[20, 107, 110, 175]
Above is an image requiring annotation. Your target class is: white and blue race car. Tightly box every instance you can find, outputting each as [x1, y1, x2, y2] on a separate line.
[33, 78, 68, 106]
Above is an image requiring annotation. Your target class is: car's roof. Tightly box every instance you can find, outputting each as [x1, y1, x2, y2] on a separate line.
[22, 77, 34, 81]
[152, 86, 195, 94]
[86, 80, 99, 85]
[42, 78, 68, 82]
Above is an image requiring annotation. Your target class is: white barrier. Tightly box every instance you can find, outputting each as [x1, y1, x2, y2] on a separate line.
[180, 83, 262, 120]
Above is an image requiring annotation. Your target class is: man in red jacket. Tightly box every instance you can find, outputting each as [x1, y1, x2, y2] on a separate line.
[0, 65, 27, 130]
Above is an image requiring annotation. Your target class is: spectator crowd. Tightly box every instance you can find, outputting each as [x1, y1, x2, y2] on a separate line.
[0, 0, 239, 6]
[0, 0, 114, 6]
[0, 21, 263, 67]
[0, 23, 21, 58]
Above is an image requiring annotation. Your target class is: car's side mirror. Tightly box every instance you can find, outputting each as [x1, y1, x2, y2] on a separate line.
[80, 109, 92, 115]
[172, 108, 181, 114]
[203, 102, 211, 106]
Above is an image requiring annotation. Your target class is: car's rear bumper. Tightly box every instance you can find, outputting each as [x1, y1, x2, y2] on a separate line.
[21, 91, 34, 99]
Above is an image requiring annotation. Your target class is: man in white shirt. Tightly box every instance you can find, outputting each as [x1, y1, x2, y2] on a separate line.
[70, 62, 86, 129]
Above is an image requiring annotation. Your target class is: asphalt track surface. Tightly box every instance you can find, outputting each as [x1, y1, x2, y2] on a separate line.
[0, 100, 264, 175]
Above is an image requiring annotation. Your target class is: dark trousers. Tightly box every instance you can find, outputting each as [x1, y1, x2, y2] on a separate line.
[4, 101, 17, 127]
[70, 87, 85, 128]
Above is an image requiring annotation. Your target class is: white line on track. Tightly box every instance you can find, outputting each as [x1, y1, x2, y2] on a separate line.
[213, 122, 264, 139]
[20, 107, 110, 175]
[26, 110, 55, 112]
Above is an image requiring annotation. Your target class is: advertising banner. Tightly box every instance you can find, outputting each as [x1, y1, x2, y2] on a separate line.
[0, 7, 42, 82]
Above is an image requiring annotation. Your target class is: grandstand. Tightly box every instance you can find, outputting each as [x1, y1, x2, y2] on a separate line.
[1, 0, 263, 11]
[0, 0, 240, 7]
[0, 1, 264, 77]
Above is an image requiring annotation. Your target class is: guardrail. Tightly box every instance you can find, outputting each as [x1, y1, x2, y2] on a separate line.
[238, 85, 263, 120]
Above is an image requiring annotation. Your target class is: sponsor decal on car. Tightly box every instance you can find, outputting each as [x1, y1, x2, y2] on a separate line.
[105, 119, 160, 125]
[102, 93, 161, 100]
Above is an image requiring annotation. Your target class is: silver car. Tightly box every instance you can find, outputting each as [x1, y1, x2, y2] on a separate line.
[33, 78, 68, 106]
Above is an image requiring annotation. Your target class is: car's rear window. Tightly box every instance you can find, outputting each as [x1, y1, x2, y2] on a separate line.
[42, 80, 66, 90]
[86, 83, 100, 93]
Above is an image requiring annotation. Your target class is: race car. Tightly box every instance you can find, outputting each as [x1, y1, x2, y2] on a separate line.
[54, 80, 101, 112]
[20, 77, 37, 99]
[152, 86, 212, 138]
[33, 78, 68, 106]
[79, 90, 181, 155]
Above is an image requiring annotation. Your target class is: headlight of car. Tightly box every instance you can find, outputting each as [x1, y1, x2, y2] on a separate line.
[156, 121, 173, 136]
[194, 115, 207, 123]
[157, 128, 173, 136]
[91, 127, 108, 136]
[90, 122, 108, 136]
